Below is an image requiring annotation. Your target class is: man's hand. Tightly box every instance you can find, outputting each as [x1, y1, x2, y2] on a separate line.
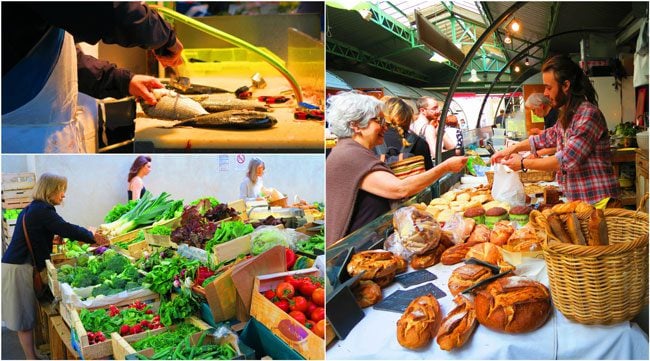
[491, 148, 513, 165]
[155, 39, 184, 67]
[502, 153, 524, 171]
[129, 75, 164, 105]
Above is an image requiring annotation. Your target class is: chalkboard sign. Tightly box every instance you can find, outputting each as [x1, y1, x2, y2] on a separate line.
[372, 283, 447, 313]
[327, 273, 366, 340]
[395, 270, 437, 288]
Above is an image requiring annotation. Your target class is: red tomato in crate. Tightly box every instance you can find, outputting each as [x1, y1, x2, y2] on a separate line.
[311, 307, 325, 322]
[284, 275, 303, 289]
[263, 289, 276, 300]
[311, 288, 325, 307]
[306, 300, 317, 315]
[276, 282, 295, 300]
[290, 296, 308, 312]
[313, 319, 325, 338]
[299, 281, 317, 298]
[273, 299, 290, 313]
[289, 310, 307, 324]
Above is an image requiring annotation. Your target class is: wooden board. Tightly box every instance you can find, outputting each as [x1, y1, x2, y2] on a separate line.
[202, 267, 238, 323]
[2, 172, 35, 191]
[211, 234, 252, 265]
[2, 189, 33, 199]
[2, 197, 32, 209]
[50, 315, 80, 360]
[144, 232, 177, 248]
[250, 268, 324, 360]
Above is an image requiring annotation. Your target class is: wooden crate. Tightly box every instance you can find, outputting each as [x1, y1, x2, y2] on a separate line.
[229, 199, 248, 221]
[2, 218, 16, 240]
[46, 259, 75, 299]
[196, 266, 238, 323]
[2, 188, 33, 199]
[250, 268, 324, 360]
[60, 290, 159, 329]
[67, 294, 161, 359]
[113, 239, 150, 260]
[2, 197, 31, 209]
[210, 233, 252, 265]
[143, 232, 177, 249]
[49, 315, 81, 360]
[110, 316, 211, 360]
[2, 172, 36, 191]
[108, 226, 152, 244]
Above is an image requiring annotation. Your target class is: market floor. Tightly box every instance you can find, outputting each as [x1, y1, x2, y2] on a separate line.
[2, 326, 27, 360]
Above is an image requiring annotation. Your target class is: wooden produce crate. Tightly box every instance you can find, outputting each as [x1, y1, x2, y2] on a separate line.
[2, 197, 31, 209]
[2, 172, 36, 191]
[67, 294, 161, 359]
[210, 233, 252, 265]
[46, 259, 75, 299]
[194, 267, 238, 323]
[2, 217, 16, 241]
[144, 232, 177, 249]
[110, 316, 211, 360]
[113, 239, 150, 260]
[250, 268, 324, 360]
[229, 199, 248, 222]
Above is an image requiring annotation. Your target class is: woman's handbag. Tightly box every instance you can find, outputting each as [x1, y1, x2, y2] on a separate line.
[23, 214, 48, 299]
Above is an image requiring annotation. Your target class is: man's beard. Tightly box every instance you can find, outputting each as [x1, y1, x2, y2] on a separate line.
[554, 88, 568, 108]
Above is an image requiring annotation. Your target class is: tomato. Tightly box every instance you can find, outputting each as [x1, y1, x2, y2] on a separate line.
[311, 307, 325, 322]
[273, 299, 290, 313]
[263, 289, 276, 300]
[306, 300, 317, 315]
[284, 275, 303, 289]
[313, 319, 325, 338]
[298, 281, 317, 298]
[276, 282, 295, 300]
[290, 296, 308, 312]
[311, 288, 325, 307]
[289, 310, 306, 324]
[304, 320, 314, 330]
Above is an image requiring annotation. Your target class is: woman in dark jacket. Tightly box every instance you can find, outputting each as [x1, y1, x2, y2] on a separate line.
[1, 173, 100, 359]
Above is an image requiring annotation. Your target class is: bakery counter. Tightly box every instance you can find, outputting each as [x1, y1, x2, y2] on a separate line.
[134, 76, 324, 152]
[326, 256, 649, 360]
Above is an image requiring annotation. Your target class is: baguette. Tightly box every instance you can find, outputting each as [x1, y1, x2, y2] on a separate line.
[565, 213, 587, 245]
[396, 294, 442, 349]
[552, 200, 581, 214]
[545, 212, 572, 244]
[436, 295, 477, 351]
[587, 209, 609, 246]
[441, 243, 473, 265]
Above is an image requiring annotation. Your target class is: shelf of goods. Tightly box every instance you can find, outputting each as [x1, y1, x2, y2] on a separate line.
[325, 184, 649, 360]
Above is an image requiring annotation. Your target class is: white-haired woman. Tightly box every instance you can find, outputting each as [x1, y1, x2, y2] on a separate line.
[1, 173, 101, 359]
[326, 91, 468, 246]
[525, 93, 558, 135]
[240, 157, 267, 202]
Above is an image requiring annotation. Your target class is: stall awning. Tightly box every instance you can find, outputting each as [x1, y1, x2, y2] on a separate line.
[326, 70, 352, 91]
[329, 70, 419, 99]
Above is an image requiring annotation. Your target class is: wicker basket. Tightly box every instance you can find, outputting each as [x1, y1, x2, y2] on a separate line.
[530, 208, 649, 325]
[486, 170, 556, 184]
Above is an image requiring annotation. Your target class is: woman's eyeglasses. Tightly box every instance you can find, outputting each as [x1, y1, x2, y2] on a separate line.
[371, 116, 387, 127]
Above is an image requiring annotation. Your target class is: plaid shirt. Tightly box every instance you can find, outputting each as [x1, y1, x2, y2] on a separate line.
[530, 101, 620, 204]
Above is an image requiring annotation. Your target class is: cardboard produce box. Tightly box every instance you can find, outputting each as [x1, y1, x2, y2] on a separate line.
[249, 268, 324, 360]
[110, 316, 210, 360]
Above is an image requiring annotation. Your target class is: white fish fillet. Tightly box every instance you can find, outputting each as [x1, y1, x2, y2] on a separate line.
[141, 89, 208, 120]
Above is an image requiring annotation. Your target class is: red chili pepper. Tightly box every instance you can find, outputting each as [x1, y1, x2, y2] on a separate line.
[285, 248, 297, 270]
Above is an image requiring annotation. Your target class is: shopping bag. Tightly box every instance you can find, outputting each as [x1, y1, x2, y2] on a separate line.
[491, 163, 526, 206]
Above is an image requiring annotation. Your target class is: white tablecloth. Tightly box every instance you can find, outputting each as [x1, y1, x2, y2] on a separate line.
[326, 257, 649, 360]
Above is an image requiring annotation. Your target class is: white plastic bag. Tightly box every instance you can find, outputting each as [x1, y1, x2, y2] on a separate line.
[491, 163, 526, 206]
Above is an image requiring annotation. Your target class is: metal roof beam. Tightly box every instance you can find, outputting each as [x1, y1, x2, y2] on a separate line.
[544, 2, 561, 59]
[326, 38, 429, 82]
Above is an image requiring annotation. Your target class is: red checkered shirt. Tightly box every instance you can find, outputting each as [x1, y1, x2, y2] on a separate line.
[530, 101, 620, 204]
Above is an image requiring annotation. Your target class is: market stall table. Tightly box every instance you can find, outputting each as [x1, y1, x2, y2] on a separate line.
[134, 77, 324, 152]
[326, 257, 649, 360]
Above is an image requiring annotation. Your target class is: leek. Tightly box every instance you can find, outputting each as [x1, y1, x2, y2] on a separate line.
[99, 191, 174, 237]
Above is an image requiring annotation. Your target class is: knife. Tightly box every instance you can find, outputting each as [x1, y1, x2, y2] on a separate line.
[461, 270, 512, 295]
[464, 257, 501, 274]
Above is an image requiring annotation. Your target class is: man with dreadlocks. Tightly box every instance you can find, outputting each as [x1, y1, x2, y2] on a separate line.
[491, 54, 621, 207]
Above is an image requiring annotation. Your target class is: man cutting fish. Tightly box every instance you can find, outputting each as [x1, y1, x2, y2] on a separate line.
[2, 2, 184, 153]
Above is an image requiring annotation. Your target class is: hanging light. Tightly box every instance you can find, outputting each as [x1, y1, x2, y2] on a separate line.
[509, 18, 521, 32]
[524, 57, 530, 66]
[514, 65, 520, 73]
[504, 32, 512, 44]
[469, 69, 481, 82]
[429, 52, 447, 63]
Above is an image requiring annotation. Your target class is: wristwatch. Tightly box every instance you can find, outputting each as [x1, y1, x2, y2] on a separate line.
[520, 157, 528, 173]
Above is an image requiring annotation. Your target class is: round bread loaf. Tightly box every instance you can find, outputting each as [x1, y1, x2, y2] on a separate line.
[410, 244, 446, 269]
[396, 294, 442, 349]
[465, 242, 504, 266]
[347, 250, 398, 280]
[474, 276, 551, 333]
[489, 220, 515, 246]
[353, 280, 382, 308]
[447, 264, 493, 296]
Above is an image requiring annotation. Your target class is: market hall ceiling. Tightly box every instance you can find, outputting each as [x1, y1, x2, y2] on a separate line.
[325, 1, 647, 91]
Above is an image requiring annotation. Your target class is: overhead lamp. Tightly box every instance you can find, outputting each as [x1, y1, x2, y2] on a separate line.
[469, 69, 481, 82]
[357, 9, 372, 21]
[429, 52, 447, 63]
[504, 32, 512, 44]
[524, 56, 530, 66]
[514, 65, 520, 73]
[509, 18, 521, 32]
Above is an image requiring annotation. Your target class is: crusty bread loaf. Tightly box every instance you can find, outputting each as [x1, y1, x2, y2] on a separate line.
[542, 210, 572, 244]
[347, 250, 399, 280]
[461, 218, 476, 241]
[489, 221, 515, 246]
[551, 200, 581, 214]
[411, 244, 447, 269]
[448, 264, 493, 296]
[394, 255, 408, 274]
[353, 280, 382, 308]
[565, 213, 586, 245]
[587, 209, 609, 246]
[465, 242, 504, 266]
[474, 276, 551, 333]
[373, 272, 396, 288]
[504, 226, 542, 252]
[467, 224, 491, 244]
[441, 243, 473, 265]
[393, 206, 441, 255]
[439, 231, 457, 249]
[436, 295, 477, 351]
[396, 294, 442, 349]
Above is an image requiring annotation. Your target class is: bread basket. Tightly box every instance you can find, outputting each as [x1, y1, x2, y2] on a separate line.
[486, 170, 555, 184]
[529, 205, 649, 325]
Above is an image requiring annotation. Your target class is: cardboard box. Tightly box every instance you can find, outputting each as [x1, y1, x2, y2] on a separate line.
[68, 294, 161, 359]
[249, 268, 324, 360]
[110, 316, 210, 360]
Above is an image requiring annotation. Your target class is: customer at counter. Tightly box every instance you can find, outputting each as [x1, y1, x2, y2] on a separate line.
[326, 91, 468, 246]
[2, 2, 184, 153]
[1, 173, 102, 360]
[526, 93, 558, 135]
[491, 55, 621, 205]
[376, 96, 434, 170]
[128, 155, 152, 201]
[240, 157, 267, 202]
[412, 96, 456, 157]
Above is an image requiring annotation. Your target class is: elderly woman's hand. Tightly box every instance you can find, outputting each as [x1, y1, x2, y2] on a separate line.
[93, 231, 110, 246]
[441, 156, 468, 173]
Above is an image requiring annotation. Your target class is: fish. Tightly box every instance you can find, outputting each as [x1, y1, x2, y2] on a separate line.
[199, 93, 269, 112]
[173, 110, 278, 129]
[141, 89, 208, 120]
[160, 80, 230, 95]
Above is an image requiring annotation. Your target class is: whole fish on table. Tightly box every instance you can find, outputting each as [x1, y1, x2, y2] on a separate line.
[141, 89, 208, 120]
[173, 110, 277, 130]
[199, 93, 269, 112]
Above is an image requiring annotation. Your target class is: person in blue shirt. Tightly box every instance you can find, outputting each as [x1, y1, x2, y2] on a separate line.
[2, 173, 104, 359]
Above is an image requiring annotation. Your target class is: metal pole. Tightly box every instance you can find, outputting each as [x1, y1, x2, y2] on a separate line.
[436, 2, 527, 165]
[475, 28, 618, 129]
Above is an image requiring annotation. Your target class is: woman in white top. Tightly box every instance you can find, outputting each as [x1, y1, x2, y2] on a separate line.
[128, 155, 151, 201]
[240, 157, 266, 201]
